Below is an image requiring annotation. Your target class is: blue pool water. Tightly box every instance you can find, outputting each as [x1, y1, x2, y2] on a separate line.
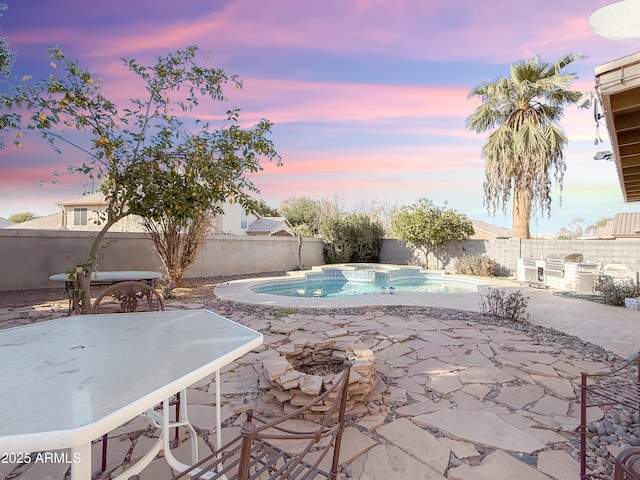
[253, 274, 478, 298]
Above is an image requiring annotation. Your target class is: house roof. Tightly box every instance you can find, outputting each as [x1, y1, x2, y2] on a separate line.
[471, 220, 512, 239]
[0, 217, 15, 228]
[595, 52, 640, 202]
[247, 216, 294, 236]
[593, 218, 615, 238]
[7, 212, 62, 229]
[56, 192, 109, 207]
[609, 212, 640, 237]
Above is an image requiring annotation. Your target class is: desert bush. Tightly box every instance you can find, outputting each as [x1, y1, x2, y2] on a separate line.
[454, 255, 501, 277]
[594, 276, 640, 306]
[480, 288, 529, 322]
[320, 213, 384, 264]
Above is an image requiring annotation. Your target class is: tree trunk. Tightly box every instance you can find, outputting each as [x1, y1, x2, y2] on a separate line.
[512, 187, 531, 239]
[76, 213, 121, 314]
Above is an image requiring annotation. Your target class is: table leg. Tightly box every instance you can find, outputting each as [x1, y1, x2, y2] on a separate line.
[216, 369, 222, 455]
[111, 410, 162, 480]
[163, 380, 223, 478]
[161, 390, 200, 471]
[65, 280, 74, 316]
[71, 443, 91, 480]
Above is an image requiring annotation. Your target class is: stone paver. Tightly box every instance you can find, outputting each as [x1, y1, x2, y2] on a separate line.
[349, 445, 447, 480]
[377, 418, 451, 474]
[414, 409, 546, 454]
[448, 450, 550, 480]
[536, 449, 580, 480]
[495, 384, 545, 410]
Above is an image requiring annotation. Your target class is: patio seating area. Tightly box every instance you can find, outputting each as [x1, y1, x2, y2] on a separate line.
[2, 278, 640, 479]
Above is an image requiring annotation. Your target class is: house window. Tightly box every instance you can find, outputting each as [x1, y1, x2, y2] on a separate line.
[240, 209, 247, 229]
[73, 208, 88, 226]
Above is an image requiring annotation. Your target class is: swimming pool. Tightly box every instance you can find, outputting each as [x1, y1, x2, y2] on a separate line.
[251, 264, 478, 298]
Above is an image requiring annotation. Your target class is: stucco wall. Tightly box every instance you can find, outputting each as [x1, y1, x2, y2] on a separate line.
[0, 229, 324, 291]
[3, 230, 639, 292]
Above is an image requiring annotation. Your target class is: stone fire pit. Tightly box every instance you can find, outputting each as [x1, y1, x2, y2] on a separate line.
[259, 339, 384, 418]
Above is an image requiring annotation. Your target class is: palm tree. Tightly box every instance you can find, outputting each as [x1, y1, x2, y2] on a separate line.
[466, 54, 584, 239]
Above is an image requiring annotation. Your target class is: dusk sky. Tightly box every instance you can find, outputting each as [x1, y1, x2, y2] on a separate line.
[1, 0, 640, 233]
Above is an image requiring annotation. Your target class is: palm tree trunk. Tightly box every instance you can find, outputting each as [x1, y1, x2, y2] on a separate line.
[512, 187, 531, 239]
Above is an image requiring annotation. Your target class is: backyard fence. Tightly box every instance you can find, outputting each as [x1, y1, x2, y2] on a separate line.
[380, 238, 640, 275]
[1, 228, 639, 292]
[0, 229, 324, 291]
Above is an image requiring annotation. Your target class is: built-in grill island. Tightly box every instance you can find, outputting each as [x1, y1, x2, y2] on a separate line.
[517, 253, 597, 292]
[518, 258, 545, 284]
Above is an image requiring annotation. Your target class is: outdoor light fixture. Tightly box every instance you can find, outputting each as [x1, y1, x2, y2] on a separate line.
[594, 151, 615, 161]
[589, 0, 640, 41]
[576, 90, 606, 144]
[576, 91, 594, 108]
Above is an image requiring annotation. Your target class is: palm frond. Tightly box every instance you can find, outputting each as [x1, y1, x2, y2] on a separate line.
[466, 53, 581, 234]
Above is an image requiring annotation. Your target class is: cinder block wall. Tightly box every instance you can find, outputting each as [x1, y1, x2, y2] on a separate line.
[381, 238, 640, 275]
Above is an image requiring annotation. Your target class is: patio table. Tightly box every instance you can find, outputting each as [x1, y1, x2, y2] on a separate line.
[49, 270, 163, 287]
[49, 270, 163, 313]
[0, 309, 263, 479]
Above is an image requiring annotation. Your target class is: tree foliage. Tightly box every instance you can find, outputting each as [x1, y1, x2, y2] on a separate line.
[8, 212, 37, 223]
[391, 199, 474, 265]
[556, 216, 613, 239]
[466, 54, 583, 239]
[2, 46, 280, 311]
[0, 3, 15, 149]
[556, 217, 588, 239]
[0, 4, 13, 78]
[587, 217, 612, 237]
[252, 199, 279, 217]
[143, 213, 212, 290]
[278, 196, 321, 235]
[320, 213, 384, 264]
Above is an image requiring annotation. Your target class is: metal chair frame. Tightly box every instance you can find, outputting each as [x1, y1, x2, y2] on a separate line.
[171, 363, 352, 480]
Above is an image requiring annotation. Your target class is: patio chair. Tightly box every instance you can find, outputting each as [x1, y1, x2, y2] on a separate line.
[615, 447, 640, 480]
[170, 362, 352, 480]
[91, 280, 164, 313]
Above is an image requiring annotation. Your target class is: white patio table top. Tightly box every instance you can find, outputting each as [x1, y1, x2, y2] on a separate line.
[48, 270, 163, 284]
[0, 309, 263, 479]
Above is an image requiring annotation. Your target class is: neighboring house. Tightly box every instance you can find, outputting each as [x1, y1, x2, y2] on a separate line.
[470, 220, 512, 240]
[0, 217, 15, 228]
[9, 192, 285, 236]
[57, 192, 146, 232]
[246, 216, 295, 237]
[214, 200, 259, 236]
[594, 212, 640, 239]
[8, 192, 146, 232]
[7, 213, 60, 229]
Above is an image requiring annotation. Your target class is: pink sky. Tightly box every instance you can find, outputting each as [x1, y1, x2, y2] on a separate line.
[1, 0, 639, 232]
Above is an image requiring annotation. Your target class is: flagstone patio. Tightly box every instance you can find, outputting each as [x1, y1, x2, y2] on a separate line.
[1, 279, 639, 479]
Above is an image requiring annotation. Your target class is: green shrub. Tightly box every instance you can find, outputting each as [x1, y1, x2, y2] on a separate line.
[320, 214, 384, 264]
[455, 255, 501, 277]
[480, 288, 529, 322]
[595, 276, 640, 306]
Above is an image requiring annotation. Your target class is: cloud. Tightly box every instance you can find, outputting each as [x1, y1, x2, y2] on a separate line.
[2, 0, 633, 231]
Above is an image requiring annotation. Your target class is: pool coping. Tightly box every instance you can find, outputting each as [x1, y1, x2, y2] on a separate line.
[213, 269, 513, 309]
